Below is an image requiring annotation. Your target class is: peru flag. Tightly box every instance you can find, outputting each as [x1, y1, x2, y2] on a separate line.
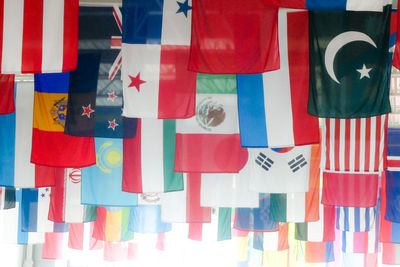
[121, 0, 196, 119]
[0, 0, 78, 74]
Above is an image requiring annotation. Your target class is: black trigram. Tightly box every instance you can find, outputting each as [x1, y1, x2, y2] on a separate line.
[255, 152, 274, 171]
[288, 154, 307, 173]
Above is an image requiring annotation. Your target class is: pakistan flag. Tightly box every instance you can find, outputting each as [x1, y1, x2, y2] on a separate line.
[307, 7, 391, 118]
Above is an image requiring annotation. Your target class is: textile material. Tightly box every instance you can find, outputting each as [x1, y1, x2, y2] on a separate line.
[129, 204, 172, 234]
[380, 172, 400, 244]
[387, 128, 400, 171]
[237, 10, 319, 148]
[321, 115, 387, 173]
[93, 207, 134, 242]
[188, 0, 279, 74]
[308, 7, 391, 118]
[175, 74, 248, 173]
[0, 0, 78, 74]
[121, 0, 196, 119]
[123, 119, 183, 193]
[81, 138, 137, 207]
[31, 72, 96, 167]
[0, 74, 14, 114]
[384, 170, 400, 222]
[336, 206, 377, 232]
[68, 222, 103, 250]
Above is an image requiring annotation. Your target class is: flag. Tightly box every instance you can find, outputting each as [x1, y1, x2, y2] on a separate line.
[307, 7, 391, 118]
[31, 72, 96, 167]
[188, 0, 279, 74]
[42, 232, 66, 260]
[381, 172, 400, 244]
[341, 228, 379, 254]
[393, 8, 400, 69]
[122, 119, 183, 193]
[0, 82, 38, 187]
[321, 115, 387, 173]
[249, 146, 311, 193]
[341, 252, 378, 267]
[78, 7, 138, 138]
[93, 207, 134, 242]
[49, 168, 97, 223]
[103, 241, 137, 262]
[382, 242, 400, 265]
[0, 74, 14, 114]
[296, 240, 335, 263]
[262, 249, 289, 267]
[160, 174, 212, 223]
[322, 172, 379, 207]
[253, 223, 289, 251]
[0, 187, 15, 209]
[20, 188, 68, 233]
[0, 0, 78, 74]
[129, 204, 172, 234]
[175, 74, 248, 173]
[64, 52, 100, 137]
[68, 222, 103, 250]
[81, 138, 137, 207]
[305, 0, 391, 10]
[295, 204, 336, 242]
[387, 128, 400, 171]
[121, 0, 196, 119]
[383, 171, 400, 223]
[236, 10, 319, 148]
[188, 208, 232, 241]
[269, 144, 321, 223]
[336, 206, 377, 232]
[234, 194, 278, 232]
[200, 172, 259, 208]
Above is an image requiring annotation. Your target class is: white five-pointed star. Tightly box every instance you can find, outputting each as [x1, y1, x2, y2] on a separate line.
[356, 64, 372, 79]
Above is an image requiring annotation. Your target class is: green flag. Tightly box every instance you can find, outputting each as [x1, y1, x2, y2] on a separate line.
[308, 7, 391, 118]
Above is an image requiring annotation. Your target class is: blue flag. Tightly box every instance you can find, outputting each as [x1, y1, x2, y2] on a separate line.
[129, 205, 171, 233]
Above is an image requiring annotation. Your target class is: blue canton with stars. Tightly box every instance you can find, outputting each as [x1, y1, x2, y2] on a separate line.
[176, 0, 191, 18]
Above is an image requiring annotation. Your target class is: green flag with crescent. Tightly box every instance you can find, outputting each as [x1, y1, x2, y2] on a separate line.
[307, 7, 392, 118]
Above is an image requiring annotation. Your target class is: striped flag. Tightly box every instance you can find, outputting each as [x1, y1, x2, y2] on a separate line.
[0, 187, 15, 209]
[236, 10, 319, 148]
[380, 172, 400, 244]
[122, 119, 183, 193]
[0, 0, 78, 74]
[129, 203, 172, 234]
[387, 128, 400, 171]
[382, 242, 400, 265]
[49, 168, 97, 223]
[160, 174, 212, 223]
[68, 222, 103, 250]
[252, 223, 289, 251]
[93, 207, 133, 242]
[321, 115, 387, 173]
[341, 223, 379, 254]
[296, 240, 335, 264]
[0, 74, 14, 114]
[336, 206, 377, 232]
[188, 208, 231, 242]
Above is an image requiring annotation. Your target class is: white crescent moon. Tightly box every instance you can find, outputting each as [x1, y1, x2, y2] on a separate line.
[324, 31, 377, 84]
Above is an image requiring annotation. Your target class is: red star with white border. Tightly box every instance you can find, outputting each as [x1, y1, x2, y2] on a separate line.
[128, 72, 146, 92]
[108, 119, 119, 131]
[82, 104, 94, 118]
[107, 91, 117, 102]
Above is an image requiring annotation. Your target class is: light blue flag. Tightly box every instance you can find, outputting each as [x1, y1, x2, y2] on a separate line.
[129, 205, 171, 233]
[0, 111, 15, 186]
[81, 137, 137, 206]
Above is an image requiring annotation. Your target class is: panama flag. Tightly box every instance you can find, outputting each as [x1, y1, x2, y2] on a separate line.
[121, 0, 196, 119]
[175, 74, 248, 173]
[123, 119, 183, 193]
[236, 10, 319, 148]
[49, 168, 97, 223]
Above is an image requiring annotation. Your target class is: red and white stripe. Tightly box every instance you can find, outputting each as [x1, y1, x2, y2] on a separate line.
[321, 115, 387, 174]
[0, 0, 78, 74]
[387, 156, 400, 171]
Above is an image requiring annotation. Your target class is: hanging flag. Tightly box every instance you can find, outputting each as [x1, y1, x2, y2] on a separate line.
[249, 146, 311, 193]
[160, 174, 212, 223]
[253, 223, 289, 252]
[322, 172, 379, 207]
[121, 0, 196, 119]
[0, 75, 14, 114]
[0, 187, 15, 209]
[341, 228, 379, 254]
[81, 138, 137, 207]
[393, 7, 400, 69]
[237, 10, 319, 148]
[129, 203, 171, 234]
[234, 194, 278, 232]
[103, 241, 137, 262]
[0, 0, 78, 74]
[20, 188, 68, 233]
[78, 6, 138, 138]
[307, 7, 391, 118]
[306, 0, 391, 10]
[175, 74, 248, 173]
[49, 168, 97, 223]
[383, 171, 400, 222]
[31, 73, 96, 167]
[296, 240, 335, 263]
[269, 144, 321, 223]
[188, 0, 279, 74]
[382, 242, 400, 265]
[341, 251, 378, 267]
[93, 207, 134, 242]
[380, 172, 400, 244]
[321, 115, 387, 173]
[123, 119, 183, 193]
[387, 128, 400, 171]
[336, 206, 377, 232]
[42, 232, 66, 260]
[68, 222, 103, 250]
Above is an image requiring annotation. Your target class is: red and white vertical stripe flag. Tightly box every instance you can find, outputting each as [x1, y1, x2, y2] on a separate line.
[0, 0, 79, 74]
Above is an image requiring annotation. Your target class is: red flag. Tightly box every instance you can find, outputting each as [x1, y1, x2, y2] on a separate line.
[263, 0, 305, 8]
[393, 10, 400, 69]
[103, 242, 137, 262]
[188, 0, 279, 74]
[0, 0, 78, 74]
[42, 232, 65, 260]
[0, 74, 14, 114]
[322, 172, 378, 207]
[68, 222, 103, 250]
